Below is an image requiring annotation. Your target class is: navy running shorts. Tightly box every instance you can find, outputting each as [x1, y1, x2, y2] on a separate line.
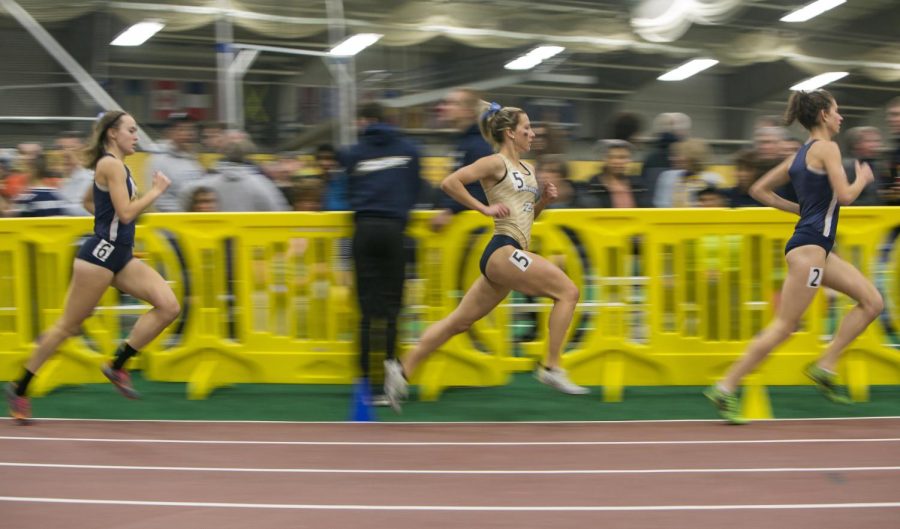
[784, 227, 834, 256]
[76, 235, 134, 273]
[479, 234, 523, 279]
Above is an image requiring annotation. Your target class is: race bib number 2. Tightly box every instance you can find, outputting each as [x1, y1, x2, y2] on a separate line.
[509, 249, 532, 272]
[807, 267, 823, 288]
[91, 240, 115, 263]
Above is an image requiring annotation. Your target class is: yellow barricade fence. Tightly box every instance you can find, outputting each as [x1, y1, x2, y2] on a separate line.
[0, 209, 897, 404]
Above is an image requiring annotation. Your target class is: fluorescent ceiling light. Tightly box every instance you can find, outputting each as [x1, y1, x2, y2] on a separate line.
[657, 58, 718, 81]
[504, 45, 566, 71]
[790, 71, 848, 91]
[111, 21, 164, 46]
[528, 46, 565, 61]
[328, 33, 382, 57]
[780, 0, 846, 23]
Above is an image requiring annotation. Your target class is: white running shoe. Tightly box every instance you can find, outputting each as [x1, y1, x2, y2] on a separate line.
[371, 394, 392, 407]
[383, 359, 408, 412]
[536, 366, 590, 395]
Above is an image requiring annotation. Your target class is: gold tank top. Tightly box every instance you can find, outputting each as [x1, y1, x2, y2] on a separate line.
[484, 154, 540, 249]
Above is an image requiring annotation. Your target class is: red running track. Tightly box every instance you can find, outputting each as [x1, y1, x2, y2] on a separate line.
[1, 417, 899, 528]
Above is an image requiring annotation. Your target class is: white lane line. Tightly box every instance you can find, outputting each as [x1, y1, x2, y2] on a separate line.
[1, 436, 899, 446]
[1, 462, 899, 475]
[1, 496, 899, 511]
[2, 416, 899, 425]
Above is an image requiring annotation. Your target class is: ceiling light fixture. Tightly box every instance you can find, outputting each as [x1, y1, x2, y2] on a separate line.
[780, 0, 846, 23]
[328, 33, 383, 57]
[504, 46, 565, 71]
[657, 58, 718, 81]
[111, 21, 165, 46]
[790, 71, 848, 91]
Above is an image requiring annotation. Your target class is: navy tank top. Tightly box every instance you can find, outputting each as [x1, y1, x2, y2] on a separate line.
[92, 153, 137, 246]
[789, 140, 839, 242]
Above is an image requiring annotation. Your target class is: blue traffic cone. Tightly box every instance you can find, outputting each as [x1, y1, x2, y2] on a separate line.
[350, 377, 376, 422]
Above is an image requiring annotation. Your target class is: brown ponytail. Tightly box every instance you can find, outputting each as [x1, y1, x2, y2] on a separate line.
[82, 110, 128, 169]
[783, 90, 833, 130]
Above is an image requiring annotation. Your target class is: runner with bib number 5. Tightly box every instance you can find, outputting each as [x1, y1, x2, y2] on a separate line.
[383, 102, 587, 411]
[5, 110, 180, 424]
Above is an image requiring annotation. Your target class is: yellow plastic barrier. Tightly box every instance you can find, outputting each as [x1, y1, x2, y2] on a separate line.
[0, 208, 897, 402]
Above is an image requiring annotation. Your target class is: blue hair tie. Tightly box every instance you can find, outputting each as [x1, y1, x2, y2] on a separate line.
[481, 102, 501, 121]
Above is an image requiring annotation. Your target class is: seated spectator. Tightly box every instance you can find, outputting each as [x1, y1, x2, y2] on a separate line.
[536, 155, 576, 208]
[187, 186, 218, 212]
[12, 153, 70, 217]
[575, 140, 650, 208]
[641, 112, 691, 200]
[843, 126, 886, 206]
[697, 185, 728, 208]
[315, 144, 349, 211]
[54, 131, 93, 216]
[190, 136, 291, 212]
[725, 149, 762, 208]
[264, 153, 305, 205]
[292, 177, 324, 212]
[653, 138, 723, 207]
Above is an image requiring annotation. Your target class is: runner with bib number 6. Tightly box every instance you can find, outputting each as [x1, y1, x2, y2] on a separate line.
[6, 110, 180, 424]
[383, 102, 587, 411]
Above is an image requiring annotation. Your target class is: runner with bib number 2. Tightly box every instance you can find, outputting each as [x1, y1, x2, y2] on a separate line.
[705, 90, 884, 424]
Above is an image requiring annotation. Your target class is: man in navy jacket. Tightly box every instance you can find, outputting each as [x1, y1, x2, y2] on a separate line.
[343, 102, 423, 406]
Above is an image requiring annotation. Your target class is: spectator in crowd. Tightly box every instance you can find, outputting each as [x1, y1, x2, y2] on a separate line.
[145, 112, 205, 211]
[535, 156, 575, 208]
[315, 144, 349, 211]
[696, 185, 728, 208]
[576, 140, 649, 208]
[293, 177, 324, 212]
[12, 153, 70, 217]
[194, 135, 291, 212]
[640, 112, 691, 201]
[200, 121, 227, 153]
[430, 87, 493, 232]
[885, 96, 900, 205]
[653, 138, 723, 207]
[780, 135, 803, 160]
[842, 126, 885, 205]
[1, 147, 34, 201]
[264, 153, 304, 205]
[609, 111, 644, 144]
[187, 186, 218, 212]
[344, 101, 423, 406]
[725, 149, 762, 208]
[54, 131, 93, 216]
[530, 121, 567, 159]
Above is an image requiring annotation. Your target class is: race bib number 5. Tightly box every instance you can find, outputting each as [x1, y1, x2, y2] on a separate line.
[509, 249, 532, 272]
[91, 239, 115, 262]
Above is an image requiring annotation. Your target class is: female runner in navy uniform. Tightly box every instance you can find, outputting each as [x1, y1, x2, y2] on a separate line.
[706, 90, 883, 423]
[6, 110, 180, 423]
[383, 102, 587, 410]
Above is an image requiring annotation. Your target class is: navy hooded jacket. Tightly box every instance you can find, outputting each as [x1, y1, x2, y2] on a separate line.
[343, 122, 423, 224]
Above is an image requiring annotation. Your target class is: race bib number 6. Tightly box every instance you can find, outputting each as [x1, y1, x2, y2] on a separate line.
[509, 249, 532, 272]
[91, 239, 115, 262]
